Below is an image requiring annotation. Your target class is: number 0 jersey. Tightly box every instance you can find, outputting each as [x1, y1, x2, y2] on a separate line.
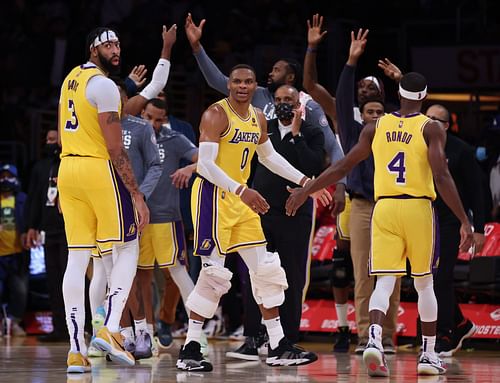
[214, 98, 261, 185]
[59, 64, 112, 159]
[372, 112, 436, 201]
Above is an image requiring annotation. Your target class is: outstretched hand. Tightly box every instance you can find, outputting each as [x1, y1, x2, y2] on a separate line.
[307, 13, 327, 47]
[378, 58, 402, 82]
[185, 12, 205, 51]
[128, 65, 147, 89]
[240, 188, 270, 215]
[285, 186, 309, 216]
[162, 24, 178, 47]
[349, 28, 369, 62]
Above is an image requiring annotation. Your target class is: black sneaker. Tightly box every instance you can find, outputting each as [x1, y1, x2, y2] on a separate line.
[333, 326, 350, 353]
[226, 336, 259, 361]
[176, 341, 213, 371]
[266, 338, 318, 367]
[435, 335, 453, 357]
[449, 319, 476, 355]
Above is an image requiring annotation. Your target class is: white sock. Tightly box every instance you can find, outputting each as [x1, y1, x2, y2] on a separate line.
[185, 319, 204, 345]
[63, 250, 91, 355]
[134, 318, 148, 333]
[335, 303, 349, 328]
[422, 335, 436, 356]
[264, 317, 285, 350]
[120, 326, 134, 340]
[104, 240, 138, 333]
[147, 323, 154, 337]
[368, 324, 383, 349]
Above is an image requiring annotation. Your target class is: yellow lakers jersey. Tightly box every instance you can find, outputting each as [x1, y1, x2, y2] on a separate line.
[214, 98, 261, 185]
[59, 64, 115, 159]
[372, 112, 436, 200]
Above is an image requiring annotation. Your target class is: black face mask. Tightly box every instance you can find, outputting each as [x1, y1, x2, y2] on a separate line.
[275, 103, 294, 121]
[43, 143, 60, 158]
[0, 180, 18, 192]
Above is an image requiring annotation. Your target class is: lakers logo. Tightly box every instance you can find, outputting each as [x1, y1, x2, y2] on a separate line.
[398, 121, 404, 128]
[221, 191, 225, 199]
[126, 223, 137, 237]
[201, 239, 212, 250]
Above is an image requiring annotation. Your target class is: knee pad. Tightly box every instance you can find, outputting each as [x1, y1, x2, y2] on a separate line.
[330, 249, 353, 288]
[249, 252, 288, 309]
[185, 263, 232, 319]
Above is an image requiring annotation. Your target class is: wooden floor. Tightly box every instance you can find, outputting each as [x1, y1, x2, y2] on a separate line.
[0, 336, 498, 382]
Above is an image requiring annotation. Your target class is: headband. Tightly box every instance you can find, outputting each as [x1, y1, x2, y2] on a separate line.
[399, 83, 427, 100]
[91, 30, 119, 48]
[363, 76, 381, 91]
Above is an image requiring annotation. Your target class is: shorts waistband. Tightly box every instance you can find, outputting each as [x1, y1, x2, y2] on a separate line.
[378, 194, 432, 201]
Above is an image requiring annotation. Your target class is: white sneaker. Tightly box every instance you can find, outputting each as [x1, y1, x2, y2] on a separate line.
[418, 352, 447, 375]
[363, 341, 389, 377]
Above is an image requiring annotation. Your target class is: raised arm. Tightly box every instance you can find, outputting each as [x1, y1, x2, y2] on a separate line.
[123, 24, 176, 116]
[185, 12, 230, 95]
[336, 29, 369, 150]
[425, 121, 473, 251]
[303, 14, 336, 121]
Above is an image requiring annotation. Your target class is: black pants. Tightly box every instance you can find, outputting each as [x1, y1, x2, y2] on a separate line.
[433, 222, 464, 336]
[44, 232, 68, 336]
[243, 213, 312, 343]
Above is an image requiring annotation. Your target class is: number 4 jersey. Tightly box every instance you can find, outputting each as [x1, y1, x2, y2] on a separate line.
[372, 112, 436, 201]
[59, 63, 119, 159]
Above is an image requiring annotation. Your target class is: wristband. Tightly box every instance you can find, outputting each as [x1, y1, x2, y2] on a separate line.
[306, 47, 317, 53]
[236, 185, 247, 197]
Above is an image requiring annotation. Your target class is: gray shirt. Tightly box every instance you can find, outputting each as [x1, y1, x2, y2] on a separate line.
[149, 125, 198, 223]
[194, 46, 345, 183]
[121, 115, 162, 200]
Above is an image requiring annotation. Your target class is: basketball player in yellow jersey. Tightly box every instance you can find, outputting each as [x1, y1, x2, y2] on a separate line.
[58, 27, 149, 373]
[286, 72, 474, 377]
[177, 64, 326, 372]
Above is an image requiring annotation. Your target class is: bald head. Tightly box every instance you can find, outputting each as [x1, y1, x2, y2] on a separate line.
[425, 104, 450, 129]
[274, 85, 300, 105]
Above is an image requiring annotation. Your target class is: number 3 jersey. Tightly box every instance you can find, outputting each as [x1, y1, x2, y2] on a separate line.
[213, 98, 261, 186]
[59, 63, 117, 159]
[372, 112, 436, 201]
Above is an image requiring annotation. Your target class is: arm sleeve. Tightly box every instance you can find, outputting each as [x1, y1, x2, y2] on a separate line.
[193, 46, 230, 96]
[139, 59, 171, 100]
[86, 76, 121, 113]
[308, 101, 346, 183]
[336, 64, 361, 152]
[138, 126, 162, 199]
[256, 139, 306, 186]
[291, 126, 326, 177]
[124, 76, 138, 97]
[197, 142, 241, 193]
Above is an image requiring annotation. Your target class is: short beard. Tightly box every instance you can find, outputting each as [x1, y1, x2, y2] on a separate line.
[98, 51, 120, 75]
[267, 80, 285, 94]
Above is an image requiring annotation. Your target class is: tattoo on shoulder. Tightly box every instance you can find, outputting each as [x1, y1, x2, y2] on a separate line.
[106, 112, 121, 124]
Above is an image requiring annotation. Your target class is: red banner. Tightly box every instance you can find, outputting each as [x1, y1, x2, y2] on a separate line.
[300, 299, 500, 339]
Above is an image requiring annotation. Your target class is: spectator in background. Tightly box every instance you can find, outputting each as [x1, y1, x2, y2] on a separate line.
[425, 104, 485, 356]
[0, 164, 28, 337]
[25, 129, 68, 342]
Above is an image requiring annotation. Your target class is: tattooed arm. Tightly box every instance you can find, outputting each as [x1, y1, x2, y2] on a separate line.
[99, 111, 150, 230]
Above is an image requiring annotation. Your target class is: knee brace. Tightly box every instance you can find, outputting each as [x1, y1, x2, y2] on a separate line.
[330, 249, 353, 288]
[185, 263, 232, 319]
[249, 252, 288, 309]
[414, 275, 437, 322]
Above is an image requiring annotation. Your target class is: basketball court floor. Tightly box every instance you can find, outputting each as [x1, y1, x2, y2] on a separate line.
[0, 336, 498, 383]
